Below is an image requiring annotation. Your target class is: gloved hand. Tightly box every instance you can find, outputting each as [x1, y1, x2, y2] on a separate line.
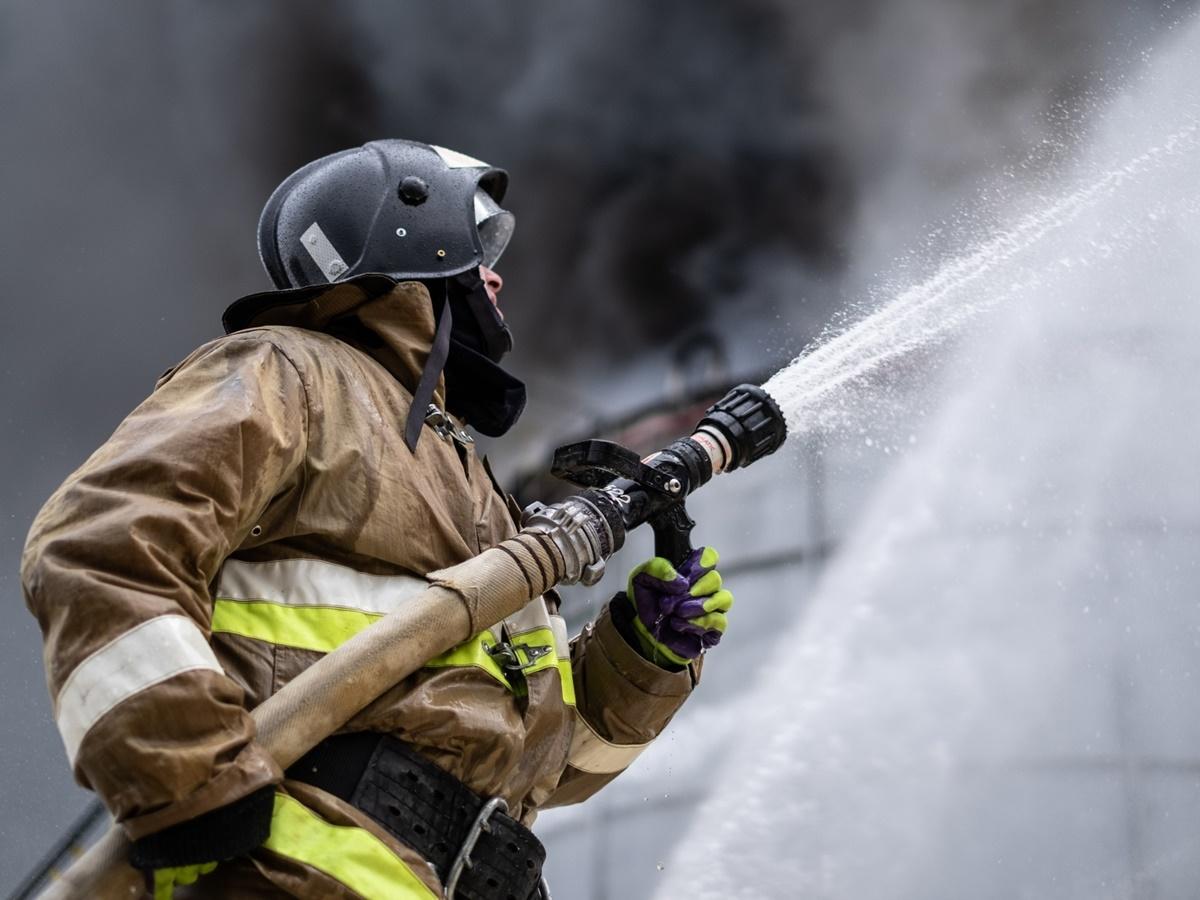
[625, 546, 733, 667]
[151, 862, 217, 900]
[130, 785, 274, 898]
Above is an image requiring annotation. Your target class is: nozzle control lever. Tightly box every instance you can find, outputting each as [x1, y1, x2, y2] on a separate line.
[544, 383, 788, 569]
[550, 437, 711, 568]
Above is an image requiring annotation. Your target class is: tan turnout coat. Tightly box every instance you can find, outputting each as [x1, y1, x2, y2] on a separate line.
[22, 280, 696, 897]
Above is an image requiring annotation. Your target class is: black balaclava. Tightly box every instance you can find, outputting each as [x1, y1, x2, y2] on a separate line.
[438, 269, 526, 437]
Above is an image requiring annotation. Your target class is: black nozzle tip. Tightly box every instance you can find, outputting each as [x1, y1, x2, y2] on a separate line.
[696, 383, 787, 471]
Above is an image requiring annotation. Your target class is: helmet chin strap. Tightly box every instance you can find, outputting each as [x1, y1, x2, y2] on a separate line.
[404, 280, 454, 451]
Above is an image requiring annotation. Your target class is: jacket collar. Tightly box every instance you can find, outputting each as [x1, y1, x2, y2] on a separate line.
[223, 275, 444, 406]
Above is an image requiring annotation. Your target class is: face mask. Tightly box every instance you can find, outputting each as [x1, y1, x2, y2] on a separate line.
[437, 270, 526, 437]
[447, 269, 512, 363]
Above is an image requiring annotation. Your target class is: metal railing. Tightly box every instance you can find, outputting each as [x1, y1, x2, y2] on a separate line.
[8, 801, 106, 900]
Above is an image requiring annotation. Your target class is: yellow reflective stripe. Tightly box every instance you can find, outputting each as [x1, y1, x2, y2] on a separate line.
[556, 656, 576, 706]
[423, 630, 511, 688]
[511, 627, 575, 706]
[548, 614, 576, 707]
[510, 628, 557, 676]
[211, 599, 380, 653]
[263, 794, 437, 900]
[212, 600, 577, 706]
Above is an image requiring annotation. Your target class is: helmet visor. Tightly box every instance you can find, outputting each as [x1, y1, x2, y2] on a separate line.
[474, 188, 516, 268]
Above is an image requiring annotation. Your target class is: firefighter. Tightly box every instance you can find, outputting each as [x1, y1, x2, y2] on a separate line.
[22, 140, 733, 899]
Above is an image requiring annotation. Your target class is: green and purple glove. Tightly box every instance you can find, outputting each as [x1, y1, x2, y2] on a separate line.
[626, 547, 733, 666]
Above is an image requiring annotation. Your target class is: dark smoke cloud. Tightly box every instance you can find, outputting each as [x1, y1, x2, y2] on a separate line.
[352, 0, 852, 358]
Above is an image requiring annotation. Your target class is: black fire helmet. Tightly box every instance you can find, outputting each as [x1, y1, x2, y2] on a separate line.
[257, 139, 513, 289]
[224, 140, 521, 450]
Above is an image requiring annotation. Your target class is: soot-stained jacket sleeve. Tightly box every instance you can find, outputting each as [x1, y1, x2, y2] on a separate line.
[543, 599, 700, 807]
[21, 334, 308, 848]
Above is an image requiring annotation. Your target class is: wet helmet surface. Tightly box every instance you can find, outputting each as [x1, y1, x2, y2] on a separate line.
[257, 139, 514, 289]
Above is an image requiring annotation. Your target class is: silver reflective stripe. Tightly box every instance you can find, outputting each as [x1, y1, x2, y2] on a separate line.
[566, 709, 651, 775]
[214, 558, 428, 616]
[549, 613, 571, 660]
[431, 145, 487, 169]
[299, 222, 349, 282]
[55, 615, 222, 765]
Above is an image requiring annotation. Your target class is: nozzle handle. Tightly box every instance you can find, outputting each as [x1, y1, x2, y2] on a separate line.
[650, 502, 696, 568]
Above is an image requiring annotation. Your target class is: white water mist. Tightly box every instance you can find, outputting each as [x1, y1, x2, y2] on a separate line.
[659, 13, 1200, 900]
[762, 112, 1200, 438]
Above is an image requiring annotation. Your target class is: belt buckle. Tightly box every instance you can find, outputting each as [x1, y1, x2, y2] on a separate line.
[444, 796, 508, 900]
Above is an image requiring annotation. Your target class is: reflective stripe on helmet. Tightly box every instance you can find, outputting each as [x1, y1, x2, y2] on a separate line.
[263, 793, 438, 899]
[298, 222, 350, 283]
[55, 615, 222, 764]
[431, 144, 488, 169]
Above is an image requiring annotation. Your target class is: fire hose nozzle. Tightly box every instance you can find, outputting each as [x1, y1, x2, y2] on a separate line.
[544, 382, 788, 569]
[691, 383, 787, 474]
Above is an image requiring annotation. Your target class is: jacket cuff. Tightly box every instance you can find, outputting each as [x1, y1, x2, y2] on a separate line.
[129, 784, 275, 869]
[597, 601, 697, 696]
[121, 740, 282, 840]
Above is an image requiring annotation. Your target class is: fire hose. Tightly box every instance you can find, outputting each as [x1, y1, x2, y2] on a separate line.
[37, 384, 785, 900]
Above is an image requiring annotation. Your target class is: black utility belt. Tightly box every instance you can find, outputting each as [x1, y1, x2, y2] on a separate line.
[287, 733, 548, 900]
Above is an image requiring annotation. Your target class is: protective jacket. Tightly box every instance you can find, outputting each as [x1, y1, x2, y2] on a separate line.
[22, 279, 697, 898]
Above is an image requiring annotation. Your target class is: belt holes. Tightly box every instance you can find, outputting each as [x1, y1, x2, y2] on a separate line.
[406, 771, 418, 782]
[486, 877, 499, 888]
[506, 841, 519, 854]
[414, 823, 427, 835]
[250, 525, 263, 537]
[434, 841, 448, 853]
[526, 860, 536, 869]
[433, 789, 444, 801]
[387, 804, 401, 817]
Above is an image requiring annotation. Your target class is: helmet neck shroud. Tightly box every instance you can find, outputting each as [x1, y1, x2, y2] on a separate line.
[438, 270, 525, 439]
